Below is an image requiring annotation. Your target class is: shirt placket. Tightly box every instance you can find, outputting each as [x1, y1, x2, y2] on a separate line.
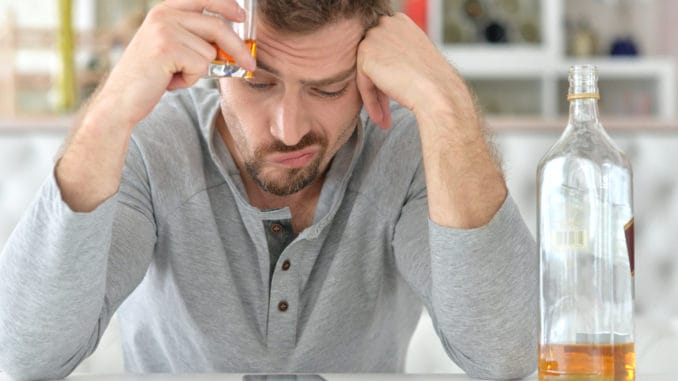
[263, 219, 299, 350]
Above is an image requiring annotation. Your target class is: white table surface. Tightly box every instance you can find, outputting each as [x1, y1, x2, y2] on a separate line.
[1, 373, 675, 381]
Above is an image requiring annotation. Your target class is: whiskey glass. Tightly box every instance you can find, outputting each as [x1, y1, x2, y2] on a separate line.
[204, 0, 256, 78]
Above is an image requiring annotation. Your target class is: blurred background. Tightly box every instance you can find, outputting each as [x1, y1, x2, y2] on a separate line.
[1, 0, 678, 375]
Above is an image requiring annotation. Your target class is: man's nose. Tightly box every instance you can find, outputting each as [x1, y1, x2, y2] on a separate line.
[270, 92, 311, 146]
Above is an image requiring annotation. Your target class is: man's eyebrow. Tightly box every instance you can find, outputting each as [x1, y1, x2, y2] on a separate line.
[256, 59, 355, 87]
[256, 60, 281, 76]
[301, 66, 356, 87]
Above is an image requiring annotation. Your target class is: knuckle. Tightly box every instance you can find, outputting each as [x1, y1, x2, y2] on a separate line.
[145, 5, 166, 23]
[205, 0, 235, 17]
[228, 0, 241, 14]
[208, 14, 229, 31]
[150, 33, 174, 58]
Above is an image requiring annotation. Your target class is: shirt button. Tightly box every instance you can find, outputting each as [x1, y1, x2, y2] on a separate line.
[278, 301, 289, 312]
[271, 223, 283, 234]
[282, 260, 291, 271]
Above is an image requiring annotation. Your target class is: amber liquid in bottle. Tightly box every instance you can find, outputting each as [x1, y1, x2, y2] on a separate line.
[539, 343, 635, 381]
[210, 39, 257, 78]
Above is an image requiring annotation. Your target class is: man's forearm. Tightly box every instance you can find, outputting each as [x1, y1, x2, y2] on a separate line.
[428, 197, 538, 379]
[0, 177, 117, 380]
[414, 83, 507, 229]
[56, 92, 137, 212]
[355, 13, 507, 228]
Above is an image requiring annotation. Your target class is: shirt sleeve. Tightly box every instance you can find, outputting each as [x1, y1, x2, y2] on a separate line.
[392, 162, 538, 379]
[428, 196, 538, 379]
[0, 138, 157, 380]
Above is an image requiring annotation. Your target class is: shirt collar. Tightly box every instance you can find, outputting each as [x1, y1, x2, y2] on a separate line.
[198, 89, 368, 236]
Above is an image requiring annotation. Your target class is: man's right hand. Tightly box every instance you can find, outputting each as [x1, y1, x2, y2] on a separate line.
[56, 0, 256, 212]
[101, 0, 256, 126]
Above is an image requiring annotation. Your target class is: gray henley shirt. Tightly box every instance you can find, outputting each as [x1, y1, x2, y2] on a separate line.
[0, 88, 538, 380]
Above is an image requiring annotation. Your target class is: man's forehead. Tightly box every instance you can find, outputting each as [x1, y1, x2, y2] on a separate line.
[254, 17, 364, 81]
[257, 15, 365, 47]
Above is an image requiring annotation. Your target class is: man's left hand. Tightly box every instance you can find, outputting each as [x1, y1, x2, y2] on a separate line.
[356, 13, 507, 229]
[357, 13, 468, 131]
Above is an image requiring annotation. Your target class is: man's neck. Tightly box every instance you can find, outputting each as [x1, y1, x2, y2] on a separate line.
[239, 156, 325, 235]
[215, 115, 325, 232]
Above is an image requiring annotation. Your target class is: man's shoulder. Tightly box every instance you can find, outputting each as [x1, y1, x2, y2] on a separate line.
[121, 87, 223, 211]
[389, 102, 417, 127]
[131, 86, 219, 147]
[362, 102, 421, 158]
[353, 103, 424, 194]
[125, 87, 220, 183]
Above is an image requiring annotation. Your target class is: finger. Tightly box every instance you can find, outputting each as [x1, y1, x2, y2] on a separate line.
[176, 22, 219, 61]
[173, 10, 257, 71]
[173, 17, 220, 61]
[155, 25, 215, 89]
[357, 70, 389, 129]
[140, 9, 222, 73]
[163, 0, 245, 21]
[210, 26, 257, 72]
[167, 39, 213, 90]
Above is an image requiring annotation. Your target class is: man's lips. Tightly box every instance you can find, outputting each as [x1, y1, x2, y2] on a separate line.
[267, 147, 319, 169]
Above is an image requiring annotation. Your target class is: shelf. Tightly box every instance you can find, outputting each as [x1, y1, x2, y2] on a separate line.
[485, 116, 678, 132]
[445, 54, 675, 79]
[425, 0, 676, 120]
[558, 57, 675, 78]
[441, 46, 550, 78]
[0, 116, 73, 134]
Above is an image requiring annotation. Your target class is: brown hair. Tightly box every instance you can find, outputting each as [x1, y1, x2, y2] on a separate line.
[257, 0, 393, 34]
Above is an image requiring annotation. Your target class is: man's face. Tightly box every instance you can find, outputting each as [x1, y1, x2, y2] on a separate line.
[217, 17, 365, 197]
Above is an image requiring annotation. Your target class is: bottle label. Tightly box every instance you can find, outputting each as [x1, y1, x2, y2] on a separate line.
[624, 218, 635, 276]
[552, 230, 588, 250]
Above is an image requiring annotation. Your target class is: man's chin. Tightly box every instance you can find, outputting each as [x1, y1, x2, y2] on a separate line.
[257, 180, 311, 197]
[253, 168, 319, 197]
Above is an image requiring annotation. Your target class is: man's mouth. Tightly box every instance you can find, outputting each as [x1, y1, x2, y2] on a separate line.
[267, 147, 320, 169]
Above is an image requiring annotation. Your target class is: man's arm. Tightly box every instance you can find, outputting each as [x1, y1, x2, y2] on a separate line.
[58, 0, 254, 212]
[392, 185, 538, 379]
[0, 141, 157, 380]
[357, 13, 505, 229]
[0, 1, 254, 378]
[359, 14, 538, 378]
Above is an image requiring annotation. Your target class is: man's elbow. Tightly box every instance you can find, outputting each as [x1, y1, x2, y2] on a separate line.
[0, 349, 78, 381]
[454, 336, 537, 380]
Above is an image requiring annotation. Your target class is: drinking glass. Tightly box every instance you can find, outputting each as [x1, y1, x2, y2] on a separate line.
[204, 0, 256, 78]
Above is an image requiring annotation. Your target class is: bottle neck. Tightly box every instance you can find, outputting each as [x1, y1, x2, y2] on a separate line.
[567, 95, 601, 129]
[567, 64, 601, 129]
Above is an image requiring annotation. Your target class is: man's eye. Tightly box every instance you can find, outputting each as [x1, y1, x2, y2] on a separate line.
[245, 81, 274, 90]
[314, 86, 348, 99]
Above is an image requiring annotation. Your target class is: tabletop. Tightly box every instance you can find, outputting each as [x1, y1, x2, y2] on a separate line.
[1, 373, 675, 381]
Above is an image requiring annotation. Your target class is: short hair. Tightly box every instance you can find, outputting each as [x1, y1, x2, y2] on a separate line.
[257, 0, 393, 34]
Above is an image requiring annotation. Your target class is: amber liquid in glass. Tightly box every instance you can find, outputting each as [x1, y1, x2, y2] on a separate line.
[211, 39, 257, 78]
[539, 343, 635, 381]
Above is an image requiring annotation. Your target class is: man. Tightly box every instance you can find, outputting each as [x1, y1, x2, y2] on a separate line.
[0, 0, 537, 379]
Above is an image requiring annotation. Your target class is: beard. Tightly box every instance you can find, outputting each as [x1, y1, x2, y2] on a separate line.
[244, 132, 328, 197]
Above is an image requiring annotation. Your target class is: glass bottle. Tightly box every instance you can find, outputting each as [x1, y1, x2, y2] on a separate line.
[537, 65, 635, 381]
